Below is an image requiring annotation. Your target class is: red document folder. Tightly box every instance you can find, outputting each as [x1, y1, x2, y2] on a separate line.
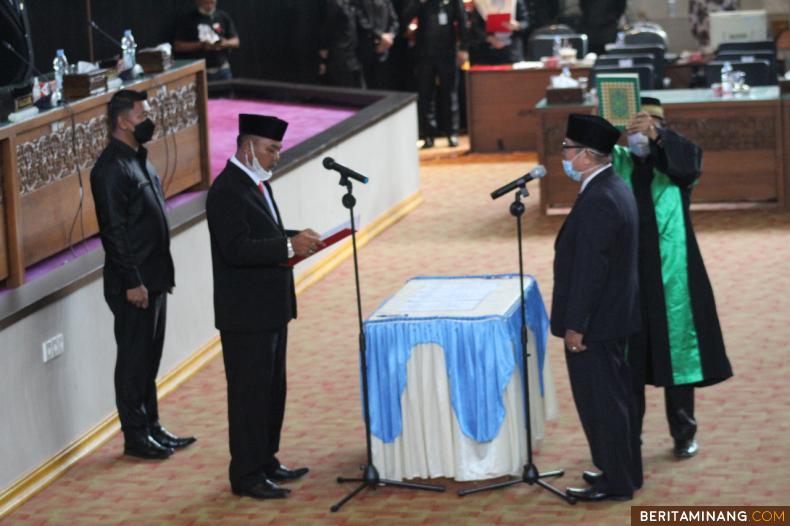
[286, 228, 353, 266]
[486, 13, 512, 33]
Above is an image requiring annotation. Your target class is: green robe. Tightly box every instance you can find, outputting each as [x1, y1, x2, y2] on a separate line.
[612, 129, 732, 387]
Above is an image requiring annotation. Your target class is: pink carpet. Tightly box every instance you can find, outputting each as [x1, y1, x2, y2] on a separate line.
[0, 100, 358, 296]
[207, 99, 358, 178]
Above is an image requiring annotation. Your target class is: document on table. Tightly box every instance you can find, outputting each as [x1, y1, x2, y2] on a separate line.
[400, 281, 500, 313]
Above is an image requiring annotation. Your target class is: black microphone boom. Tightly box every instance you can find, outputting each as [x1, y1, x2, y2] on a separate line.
[490, 165, 547, 200]
[90, 21, 123, 48]
[323, 157, 369, 184]
[2, 41, 44, 76]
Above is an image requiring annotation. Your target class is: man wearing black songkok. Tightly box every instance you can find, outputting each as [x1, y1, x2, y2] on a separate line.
[206, 114, 323, 499]
[551, 113, 643, 501]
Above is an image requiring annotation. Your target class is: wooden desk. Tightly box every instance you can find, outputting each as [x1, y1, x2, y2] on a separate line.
[536, 87, 786, 213]
[0, 60, 210, 286]
[465, 63, 701, 153]
[465, 65, 591, 153]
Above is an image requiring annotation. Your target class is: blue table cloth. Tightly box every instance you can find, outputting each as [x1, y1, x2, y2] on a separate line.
[364, 274, 550, 444]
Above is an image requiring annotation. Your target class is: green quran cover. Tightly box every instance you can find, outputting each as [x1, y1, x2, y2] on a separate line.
[596, 73, 641, 129]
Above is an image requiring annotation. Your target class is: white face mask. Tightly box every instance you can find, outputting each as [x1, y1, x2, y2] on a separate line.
[248, 145, 273, 182]
[628, 132, 650, 158]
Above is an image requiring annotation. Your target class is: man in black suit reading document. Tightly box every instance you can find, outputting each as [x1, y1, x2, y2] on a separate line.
[206, 114, 323, 499]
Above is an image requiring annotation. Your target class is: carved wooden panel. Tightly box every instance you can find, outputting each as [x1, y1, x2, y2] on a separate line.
[15, 115, 108, 196]
[668, 115, 776, 152]
[14, 81, 199, 197]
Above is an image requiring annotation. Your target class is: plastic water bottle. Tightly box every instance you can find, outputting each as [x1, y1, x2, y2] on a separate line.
[720, 61, 733, 96]
[552, 36, 561, 58]
[52, 49, 68, 101]
[616, 31, 626, 47]
[121, 29, 137, 70]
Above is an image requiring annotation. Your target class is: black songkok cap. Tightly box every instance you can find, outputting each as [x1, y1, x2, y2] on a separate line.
[640, 97, 664, 120]
[239, 114, 288, 141]
[565, 114, 620, 154]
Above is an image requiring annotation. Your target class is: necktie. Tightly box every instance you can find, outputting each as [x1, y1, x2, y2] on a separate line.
[258, 181, 277, 222]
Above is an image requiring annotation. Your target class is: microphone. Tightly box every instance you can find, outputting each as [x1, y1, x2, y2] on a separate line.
[2, 40, 43, 76]
[490, 165, 547, 200]
[323, 157, 369, 184]
[90, 21, 123, 48]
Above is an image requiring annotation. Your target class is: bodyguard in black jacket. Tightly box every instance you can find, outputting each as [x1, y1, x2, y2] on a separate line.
[319, 0, 363, 88]
[354, 0, 399, 88]
[91, 90, 194, 460]
[206, 114, 322, 500]
[551, 114, 642, 502]
[402, 0, 469, 148]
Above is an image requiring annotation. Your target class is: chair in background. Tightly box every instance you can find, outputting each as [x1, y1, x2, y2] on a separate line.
[717, 40, 776, 54]
[624, 22, 669, 48]
[704, 60, 775, 87]
[716, 50, 777, 80]
[527, 33, 589, 60]
[530, 24, 575, 38]
[595, 54, 659, 88]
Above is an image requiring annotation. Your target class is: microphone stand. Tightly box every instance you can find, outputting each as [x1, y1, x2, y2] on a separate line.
[331, 172, 445, 513]
[457, 185, 576, 505]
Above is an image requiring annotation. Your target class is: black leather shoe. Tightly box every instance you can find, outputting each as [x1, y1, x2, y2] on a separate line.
[674, 438, 699, 459]
[582, 470, 603, 485]
[150, 426, 197, 450]
[266, 465, 310, 482]
[566, 486, 632, 502]
[447, 135, 459, 147]
[124, 435, 174, 460]
[421, 137, 434, 149]
[232, 479, 290, 499]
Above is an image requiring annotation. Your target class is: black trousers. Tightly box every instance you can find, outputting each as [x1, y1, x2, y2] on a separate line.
[220, 327, 288, 489]
[565, 339, 643, 495]
[325, 66, 363, 89]
[106, 292, 167, 440]
[361, 56, 390, 90]
[416, 56, 459, 139]
[634, 383, 697, 442]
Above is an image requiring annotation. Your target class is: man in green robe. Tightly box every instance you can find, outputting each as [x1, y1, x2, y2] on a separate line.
[613, 97, 733, 459]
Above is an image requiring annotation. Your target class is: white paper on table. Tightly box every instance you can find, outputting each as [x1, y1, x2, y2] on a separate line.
[400, 281, 500, 313]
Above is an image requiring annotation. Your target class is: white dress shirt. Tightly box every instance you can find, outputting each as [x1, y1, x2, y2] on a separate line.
[230, 155, 278, 221]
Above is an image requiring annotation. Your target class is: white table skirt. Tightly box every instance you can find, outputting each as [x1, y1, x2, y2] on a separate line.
[371, 331, 558, 481]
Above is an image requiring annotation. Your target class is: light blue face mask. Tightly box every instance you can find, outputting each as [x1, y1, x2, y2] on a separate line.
[627, 132, 650, 158]
[562, 149, 584, 182]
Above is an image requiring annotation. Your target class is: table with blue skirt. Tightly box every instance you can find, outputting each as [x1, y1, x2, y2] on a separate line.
[364, 274, 558, 481]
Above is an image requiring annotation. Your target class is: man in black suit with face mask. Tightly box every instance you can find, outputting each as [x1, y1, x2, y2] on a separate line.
[91, 89, 196, 460]
[206, 114, 323, 499]
[551, 113, 642, 502]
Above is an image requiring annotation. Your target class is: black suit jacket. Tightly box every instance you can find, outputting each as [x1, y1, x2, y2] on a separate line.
[206, 161, 298, 333]
[354, 0, 399, 64]
[90, 139, 175, 296]
[402, 0, 469, 59]
[551, 167, 640, 342]
[320, 0, 361, 72]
